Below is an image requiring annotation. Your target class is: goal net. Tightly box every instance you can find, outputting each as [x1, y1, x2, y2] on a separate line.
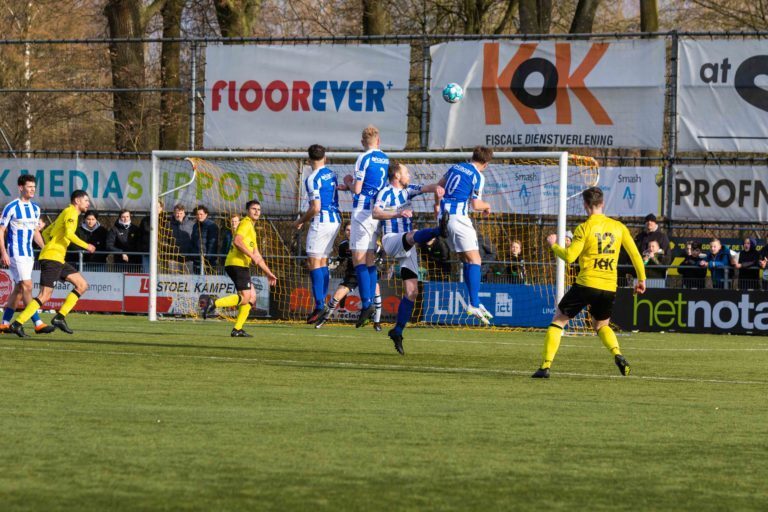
[149, 151, 598, 333]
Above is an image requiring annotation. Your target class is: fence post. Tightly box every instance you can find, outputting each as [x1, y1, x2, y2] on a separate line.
[665, 30, 679, 220]
[189, 40, 197, 151]
[420, 36, 430, 150]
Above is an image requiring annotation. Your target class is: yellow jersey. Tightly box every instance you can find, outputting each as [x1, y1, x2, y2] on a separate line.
[551, 213, 646, 292]
[40, 204, 90, 263]
[224, 217, 257, 268]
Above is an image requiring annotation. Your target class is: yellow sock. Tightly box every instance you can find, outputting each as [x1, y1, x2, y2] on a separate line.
[598, 325, 621, 356]
[234, 303, 251, 330]
[215, 294, 241, 309]
[541, 323, 564, 369]
[58, 292, 80, 316]
[16, 299, 41, 325]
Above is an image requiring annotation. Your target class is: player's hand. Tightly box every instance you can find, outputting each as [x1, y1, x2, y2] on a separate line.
[86, 244, 96, 254]
[634, 280, 646, 295]
[400, 209, 413, 218]
[0, 253, 9, 267]
[294, 221, 303, 230]
[545, 234, 557, 246]
[267, 274, 277, 286]
[434, 186, 445, 199]
[481, 207, 491, 216]
[122, 253, 129, 262]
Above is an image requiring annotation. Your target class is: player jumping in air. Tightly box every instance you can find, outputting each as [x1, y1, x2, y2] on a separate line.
[200, 200, 277, 337]
[437, 146, 494, 325]
[295, 144, 347, 324]
[373, 162, 447, 354]
[349, 125, 389, 328]
[9, 190, 96, 337]
[532, 187, 647, 378]
[0, 175, 55, 334]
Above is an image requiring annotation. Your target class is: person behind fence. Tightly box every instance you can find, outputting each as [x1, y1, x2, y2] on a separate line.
[107, 209, 141, 265]
[67, 210, 108, 266]
[191, 205, 219, 271]
[634, 213, 670, 258]
[507, 239, 526, 284]
[759, 242, 768, 290]
[218, 213, 240, 266]
[642, 239, 667, 287]
[700, 238, 730, 289]
[734, 237, 760, 290]
[678, 241, 706, 288]
[422, 235, 452, 281]
[171, 204, 194, 257]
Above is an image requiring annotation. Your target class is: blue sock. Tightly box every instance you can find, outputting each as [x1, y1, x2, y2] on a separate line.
[367, 266, 378, 306]
[468, 263, 481, 308]
[413, 227, 440, 245]
[394, 297, 415, 334]
[355, 264, 371, 308]
[462, 262, 470, 289]
[31, 312, 42, 325]
[322, 266, 330, 299]
[310, 268, 325, 310]
[2, 307, 13, 324]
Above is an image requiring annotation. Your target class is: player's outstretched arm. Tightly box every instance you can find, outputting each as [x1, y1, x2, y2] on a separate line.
[620, 224, 647, 284]
[547, 231, 583, 263]
[471, 198, 491, 214]
[0, 226, 9, 267]
[295, 199, 320, 230]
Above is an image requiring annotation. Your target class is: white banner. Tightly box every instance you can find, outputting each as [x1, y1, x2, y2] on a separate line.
[428, 40, 666, 149]
[678, 40, 768, 152]
[672, 165, 768, 222]
[204, 45, 411, 150]
[302, 164, 658, 216]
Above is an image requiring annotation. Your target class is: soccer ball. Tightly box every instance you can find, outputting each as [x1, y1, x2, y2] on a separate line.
[442, 83, 464, 103]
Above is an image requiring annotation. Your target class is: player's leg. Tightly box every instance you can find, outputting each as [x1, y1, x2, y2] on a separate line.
[350, 214, 373, 311]
[10, 260, 61, 337]
[388, 273, 417, 356]
[532, 285, 587, 378]
[590, 291, 629, 376]
[1, 283, 21, 331]
[50, 268, 89, 334]
[306, 222, 338, 323]
[372, 282, 382, 331]
[231, 285, 254, 337]
[307, 255, 327, 323]
[200, 266, 244, 319]
[315, 283, 351, 328]
[18, 279, 54, 334]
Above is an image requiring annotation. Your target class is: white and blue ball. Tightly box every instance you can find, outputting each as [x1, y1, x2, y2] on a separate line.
[442, 83, 464, 104]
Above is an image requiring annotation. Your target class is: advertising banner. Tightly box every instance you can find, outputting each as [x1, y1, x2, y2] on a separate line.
[671, 165, 768, 222]
[678, 39, 768, 152]
[614, 288, 768, 334]
[429, 40, 666, 149]
[123, 273, 270, 316]
[286, 277, 401, 323]
[422, 282, 554, 327]
[0, 270, 123, 313]
[204, 44, 411, 150]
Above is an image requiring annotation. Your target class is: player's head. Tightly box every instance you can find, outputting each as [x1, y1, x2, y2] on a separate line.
[17, 174, 36, 200]
[308, 144, 326, 165]
[343, 220, 351, 238]
[195, 205, 209, 222]
[710, 238, 721, 253]
[388, 161, 410, 186]
[361, 125, 380, 149]
[84, 210, 99, 229]
[245, 199, 261, 220]
[70, 190, 90, 212]
[581, 187, 604, 212]
[470, 146, 493, 170]
[173, 204, 186, 222]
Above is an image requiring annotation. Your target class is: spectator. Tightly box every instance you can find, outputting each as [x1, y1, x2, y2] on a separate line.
[106, 209, 141, 265]
[170, 204, 194, 256]
[642, 239, 667, 287]
[564, 230, 580, 283]
[759, 242, 768, 290]
[190, 205, 219, 269]
[564, 230, 573, 247]
[734, 237, 760, 290]
[700, 238, 730, 289]
[422, 236, 452, 281]
[507, 239, 526, 284]
[634, 213, 670, 264]
[477, 233, 503, 280]
[219, 213, 241, 262]
[678, 241, 706, 289]
[67, 210, 108, 266]
[139, 200, 163, 272]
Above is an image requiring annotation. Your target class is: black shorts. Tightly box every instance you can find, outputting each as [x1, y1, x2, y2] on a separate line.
[558, 283, 616, 321]
[39, 259, 78, 288]
[225, 265, 252, 292]
[340, 273, 358, 290]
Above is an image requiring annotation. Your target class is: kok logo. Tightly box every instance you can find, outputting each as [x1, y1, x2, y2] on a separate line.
[699, 56, 768, 112]
[593, 257, 615, 270]
[623, 186, 636, 209]
[482, 42, 612, 126]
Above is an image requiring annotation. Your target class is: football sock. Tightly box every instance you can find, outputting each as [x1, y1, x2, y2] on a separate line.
[541, 323, 564, 369]
[467, 263, 481, 308]
[234, 303, 251, 330]
[215, 294, 241, 309]
[32, 313, 43, 327]
[355, 264, 371, 308]
[321, 266, 330, 299]
[328, 297, 339, 312]
[58, 292, 80, 317]
[393, 297, 415, 334]
[310, 267, 325, 309]
[367, 266, 378, 308]
[413, 227, 440, 245]
[16, 298, 42, 325]
[2, 306, 13, 324]
[598, 325, 621, 356]
[373, 294, 382, 322]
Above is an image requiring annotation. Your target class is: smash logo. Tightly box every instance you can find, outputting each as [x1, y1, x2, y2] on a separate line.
[482, 42, 612, 126]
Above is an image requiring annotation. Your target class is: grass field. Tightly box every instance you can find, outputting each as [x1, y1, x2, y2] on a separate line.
[1, 315, 767, 511]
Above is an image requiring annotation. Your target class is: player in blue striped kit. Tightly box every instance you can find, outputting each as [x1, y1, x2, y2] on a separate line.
[437, 146, 494, 325]
[349, 125, 389, 328]
[373, 162, 447, 354]
[295, 144, 349, 323]
[0, 175, 54, 334]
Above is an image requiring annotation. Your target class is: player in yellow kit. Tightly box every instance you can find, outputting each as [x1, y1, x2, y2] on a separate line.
[532, 187, 647, 378]
[199, 200, 277, 337]
[9, 190, 95, 337]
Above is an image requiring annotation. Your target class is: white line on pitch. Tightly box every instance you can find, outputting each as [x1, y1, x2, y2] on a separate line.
[1, 345, 764, 385]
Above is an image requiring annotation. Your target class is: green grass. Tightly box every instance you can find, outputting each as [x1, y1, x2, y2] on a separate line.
[1, 315, 767, 511]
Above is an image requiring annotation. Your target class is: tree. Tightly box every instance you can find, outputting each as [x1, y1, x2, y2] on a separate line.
[362, 0, 388, 35]
[640, 0, 658, 32]
[570, 0, 601, 34]
[518, 0, 552, 34]
[160, 0, 186, 150]
[214, 0, 260, 37]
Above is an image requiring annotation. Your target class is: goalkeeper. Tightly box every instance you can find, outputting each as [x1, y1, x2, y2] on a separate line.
[532, 187, 646, 378]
